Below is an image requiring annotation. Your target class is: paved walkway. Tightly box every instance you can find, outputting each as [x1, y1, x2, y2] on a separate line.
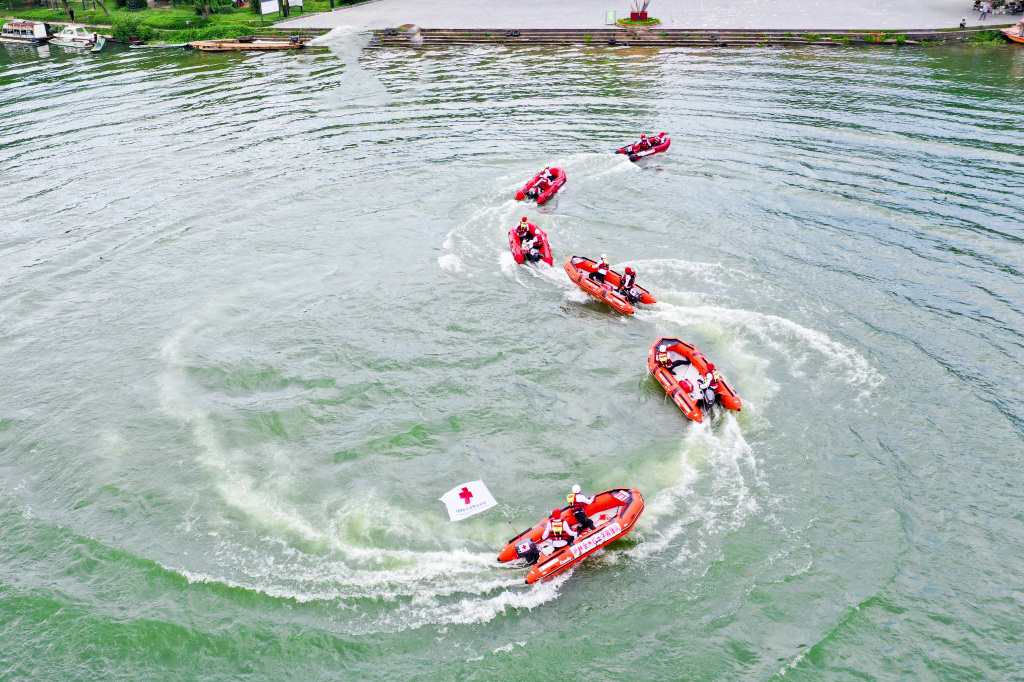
[278, 0, 1014, 31]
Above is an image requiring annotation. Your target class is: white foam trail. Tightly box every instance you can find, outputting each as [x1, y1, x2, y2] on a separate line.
[440, 154, 635, 278]
[309, 25, 366, 55]
[547, 152, 638, 181]
[349, 573, 571, 634]
[440, 201, 522, 277]
[438, 253, 463, 273]
[629, 415, 767, 575]
[644, 299, 882, 400]
[498, 250, 518, 276]
[157, 300, 564, 633]
[309, 26, 390, 106]
[621, 257, 760, 295]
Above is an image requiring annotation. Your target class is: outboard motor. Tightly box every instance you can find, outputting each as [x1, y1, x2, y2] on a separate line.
[515, 539, 540, 565]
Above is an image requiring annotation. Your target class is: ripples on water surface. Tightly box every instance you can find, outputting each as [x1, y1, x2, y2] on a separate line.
[1, 30, 1024, 679]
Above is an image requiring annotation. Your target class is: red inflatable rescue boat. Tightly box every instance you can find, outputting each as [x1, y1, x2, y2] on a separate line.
[564, 256, 656, 315]
[515, 167, 566, 204]
[508, 222, 553, 266]
[498, 488, 645, 584]
[648, 337, 741, 423]
[616, 137, 671, 162]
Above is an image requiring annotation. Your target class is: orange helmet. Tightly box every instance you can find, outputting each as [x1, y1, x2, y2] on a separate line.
[551, 509, 561, 518]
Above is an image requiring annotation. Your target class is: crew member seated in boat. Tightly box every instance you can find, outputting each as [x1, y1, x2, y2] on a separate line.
[697, 362, 721, 406]
[633, 134, 650, 152]
[540, 166, 557, 182]
[589, 255, 610, 283]
[618, 266, 641, 303]
[541, 509, 577, 549]
[516, 218, 543, 262]
[567, 484, 596, 531]
[650, 132, 666, 147]
[527, 175, 551, 199]
[656, 346, 688, 372]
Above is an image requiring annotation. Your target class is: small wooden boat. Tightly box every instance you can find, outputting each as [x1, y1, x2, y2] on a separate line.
[648, 337, 741, 423]
[498, 488, 645, 583]
[50, 25, 101, 50]
[190, 37, 306, 51]
[0, 20, 50, 45]
[129, 42, 189, 49]
[564, 255, 656, 315]
[1002, 27, 1024, 44]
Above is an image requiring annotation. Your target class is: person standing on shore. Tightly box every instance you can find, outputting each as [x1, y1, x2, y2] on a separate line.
[68, 7, 75, 22]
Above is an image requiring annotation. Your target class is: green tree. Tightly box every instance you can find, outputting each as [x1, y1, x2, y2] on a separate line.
[193, 0, 233, 20]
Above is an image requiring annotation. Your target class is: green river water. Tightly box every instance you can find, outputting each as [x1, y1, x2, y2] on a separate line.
[2, 31, 1024, 680]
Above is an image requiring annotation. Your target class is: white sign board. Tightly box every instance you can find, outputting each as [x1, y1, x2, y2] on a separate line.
[570, 522, 621, 558]
[605, 10, 616, 24]
[439, 480, 497, 521]
[288, 0, 302, 7]
[260, 0, 279, 15]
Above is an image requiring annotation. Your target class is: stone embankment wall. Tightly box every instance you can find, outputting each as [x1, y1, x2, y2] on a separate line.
[364, 26, 1008, 49]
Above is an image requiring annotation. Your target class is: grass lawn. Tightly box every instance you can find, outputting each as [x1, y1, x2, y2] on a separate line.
[1, 0, 360, 40]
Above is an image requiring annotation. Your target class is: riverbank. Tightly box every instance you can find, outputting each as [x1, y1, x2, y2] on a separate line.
[0, 0, 359, 44]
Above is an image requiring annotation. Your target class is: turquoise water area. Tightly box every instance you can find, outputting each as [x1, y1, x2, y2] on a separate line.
[2, 31, 1024, 679]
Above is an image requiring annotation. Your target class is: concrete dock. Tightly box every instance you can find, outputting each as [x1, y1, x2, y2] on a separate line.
[277, 0, 1012, 31]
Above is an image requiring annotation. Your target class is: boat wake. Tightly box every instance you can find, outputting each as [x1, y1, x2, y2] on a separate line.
[309, 26, 390, 107]
[630, 414, 766, 572]
[157, 299, 567, 634]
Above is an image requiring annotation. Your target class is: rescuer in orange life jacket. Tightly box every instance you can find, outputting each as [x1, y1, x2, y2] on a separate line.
[567, 484, 596, 531]
[697, 362, 722, 406]
[516, 217, 543, 262]
[655, 345, 688, 372]
[589, 254, 611, 283]
[618, 266, 641, 304]
[526, 167, 555, 199]
[541, 509, 578, 549]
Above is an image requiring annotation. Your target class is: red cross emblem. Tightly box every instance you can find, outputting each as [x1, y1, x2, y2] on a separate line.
[459, 487, 473, 504]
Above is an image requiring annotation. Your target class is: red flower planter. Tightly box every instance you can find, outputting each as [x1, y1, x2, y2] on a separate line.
[639, 11, 648, 19]
[630, 11, 639, 20]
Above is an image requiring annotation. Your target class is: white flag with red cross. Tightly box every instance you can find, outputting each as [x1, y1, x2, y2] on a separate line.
[439, 480, 498, 521]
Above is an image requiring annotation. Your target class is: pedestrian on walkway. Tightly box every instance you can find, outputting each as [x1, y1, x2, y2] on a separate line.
[979, 1, 991, 20]
[68, 7, 75, 21]
[960, 17, 967, 27]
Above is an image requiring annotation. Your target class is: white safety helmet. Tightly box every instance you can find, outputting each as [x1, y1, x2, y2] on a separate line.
[601, 254, 608, 261]
[572, 484, 581, 494]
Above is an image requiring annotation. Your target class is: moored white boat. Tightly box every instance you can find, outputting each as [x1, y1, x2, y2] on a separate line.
[50, 24, 102, 50]
[0, 20, 51, 44]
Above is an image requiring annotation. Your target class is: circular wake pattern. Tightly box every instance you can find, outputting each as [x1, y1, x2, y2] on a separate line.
[1, 39, 1022, 680]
